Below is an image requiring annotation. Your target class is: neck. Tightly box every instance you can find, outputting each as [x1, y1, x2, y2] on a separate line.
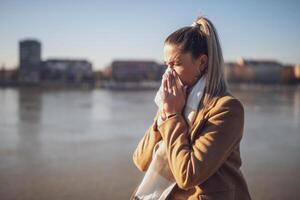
[188, 72, 205, 88]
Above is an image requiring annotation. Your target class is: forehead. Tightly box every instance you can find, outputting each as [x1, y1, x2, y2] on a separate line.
[163, 44, 190, 63]
[163, 44, 181, 62]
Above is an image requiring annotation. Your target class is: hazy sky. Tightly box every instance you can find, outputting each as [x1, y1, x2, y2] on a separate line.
[0, 0, 299, 70]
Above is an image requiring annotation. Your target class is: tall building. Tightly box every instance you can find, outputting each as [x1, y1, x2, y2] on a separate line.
[19, 39, 42, 83]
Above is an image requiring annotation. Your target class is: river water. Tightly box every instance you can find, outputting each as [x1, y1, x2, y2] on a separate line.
[0, 84, 299, 200]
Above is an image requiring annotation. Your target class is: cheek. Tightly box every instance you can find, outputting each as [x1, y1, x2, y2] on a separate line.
[173, 67, 190, 83]
[173, 68, 184, 78]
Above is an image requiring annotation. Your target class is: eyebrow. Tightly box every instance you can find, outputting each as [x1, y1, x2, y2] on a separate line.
[164, 58, 181, 65]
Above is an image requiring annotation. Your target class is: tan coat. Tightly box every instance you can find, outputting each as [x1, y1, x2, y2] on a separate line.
[132, 92, 252, 200]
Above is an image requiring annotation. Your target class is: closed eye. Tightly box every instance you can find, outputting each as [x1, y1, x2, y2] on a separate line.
[164, 61, 181, 66]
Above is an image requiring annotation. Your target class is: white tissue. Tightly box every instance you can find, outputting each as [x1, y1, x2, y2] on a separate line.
[154, 68, 184, 111]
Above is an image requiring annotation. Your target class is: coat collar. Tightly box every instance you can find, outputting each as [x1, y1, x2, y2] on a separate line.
[188, 91, 230, 142]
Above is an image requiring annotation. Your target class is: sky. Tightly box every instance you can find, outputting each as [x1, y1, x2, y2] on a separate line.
[0, 0, 299, 70]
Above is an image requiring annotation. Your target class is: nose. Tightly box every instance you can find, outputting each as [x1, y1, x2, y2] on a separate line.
[165, 62, 173, 68]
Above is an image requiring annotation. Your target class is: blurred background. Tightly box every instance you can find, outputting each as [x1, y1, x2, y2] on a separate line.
[0, 0, 300, 199]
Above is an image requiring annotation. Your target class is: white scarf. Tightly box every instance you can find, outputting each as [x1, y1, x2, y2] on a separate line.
[133, 68, 207, 200]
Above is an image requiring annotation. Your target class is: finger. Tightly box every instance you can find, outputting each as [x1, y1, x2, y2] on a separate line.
[162, 78, 168, 100]
[172, 71, 182, 92]
[172, 85, 177, 96]
[172, 70, 183, 87]
[167, 73, 172, 94]
[163, 74, 168, 91]
[173, 72, 184, 96]
[161, 110, 166, 121]
[162, 88, 168, 101]
[171, 73, 177, 96]
[172, 71, 185, 98]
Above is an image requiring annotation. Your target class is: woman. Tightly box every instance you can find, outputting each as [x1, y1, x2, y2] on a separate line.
[131, 16, 252, 200]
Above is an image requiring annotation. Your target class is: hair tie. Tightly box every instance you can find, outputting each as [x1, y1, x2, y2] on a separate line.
[191, 21, 205, 36]
[191, 21, 200, 28]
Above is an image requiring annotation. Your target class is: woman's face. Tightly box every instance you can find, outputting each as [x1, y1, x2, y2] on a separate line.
[163, 43, 207, 87]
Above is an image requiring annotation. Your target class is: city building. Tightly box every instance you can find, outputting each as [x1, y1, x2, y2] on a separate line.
[42, 59, 93, 82]
[19, 39, 42, 84]
[282, 64, 300, 84]
[225, 58, 284, 84]
[111, 60, 165, 82]
[295, 64, 300, 81]
[17, 39, 94, 86]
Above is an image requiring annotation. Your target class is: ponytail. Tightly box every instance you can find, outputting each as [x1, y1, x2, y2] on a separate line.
[165, 16, 229, 112]
[194, 16, 229, 111]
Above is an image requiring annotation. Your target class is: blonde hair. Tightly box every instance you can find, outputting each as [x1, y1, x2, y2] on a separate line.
[165, 16, 230, 111]
[196, 16, 229, 111]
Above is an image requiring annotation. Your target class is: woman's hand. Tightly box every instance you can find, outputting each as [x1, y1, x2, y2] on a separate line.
[161, 69, 188, 116]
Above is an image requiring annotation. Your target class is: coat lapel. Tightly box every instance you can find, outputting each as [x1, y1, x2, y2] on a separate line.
[188, 97, 219, 142]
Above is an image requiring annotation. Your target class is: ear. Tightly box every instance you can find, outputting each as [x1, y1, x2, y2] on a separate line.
[194, 54, 208, 72]
[199, 54, 208, 66]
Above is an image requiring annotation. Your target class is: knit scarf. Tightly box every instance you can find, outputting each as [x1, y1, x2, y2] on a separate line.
[132, 68, 207, 200]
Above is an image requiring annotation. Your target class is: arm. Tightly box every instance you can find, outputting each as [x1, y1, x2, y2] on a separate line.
[132, 110, 163, 172]
[157, 98, 244, 190]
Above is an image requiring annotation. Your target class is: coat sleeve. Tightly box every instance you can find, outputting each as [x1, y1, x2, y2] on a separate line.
[132, 110, 163, 172]
[157, 98, 244, 190]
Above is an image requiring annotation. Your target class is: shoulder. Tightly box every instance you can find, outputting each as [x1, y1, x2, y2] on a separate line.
[203, 92, 245, 139]
[208, 92, 244, 119]
[216, 92, 244, 110]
